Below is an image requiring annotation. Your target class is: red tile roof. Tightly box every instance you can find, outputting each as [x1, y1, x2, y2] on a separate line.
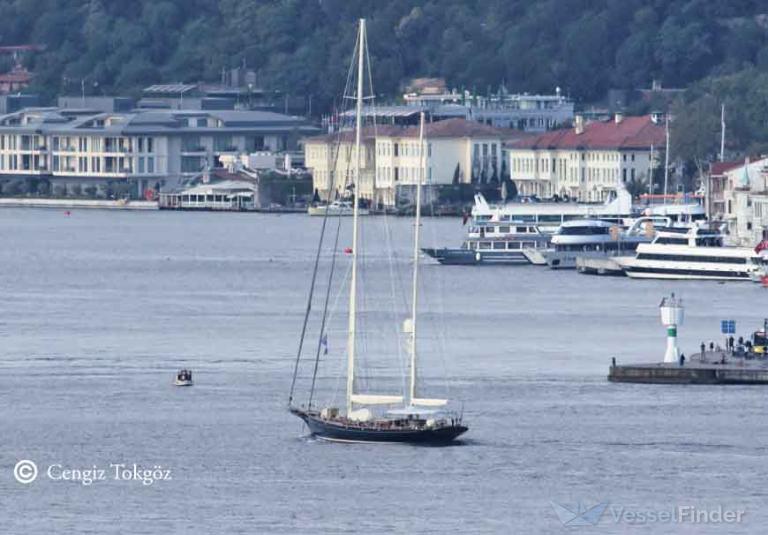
[710, 160, 745, 176]
[303, 125, 405, 144]
[0, 70, 32, 83]
[398, 118, 506, 138]
[511, 115, 665, 151]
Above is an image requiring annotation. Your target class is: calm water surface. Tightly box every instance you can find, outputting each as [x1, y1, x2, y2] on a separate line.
[1, 208, 767, 534]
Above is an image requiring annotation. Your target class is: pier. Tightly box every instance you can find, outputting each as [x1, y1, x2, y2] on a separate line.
[609, 353, 768, 384]
[576, 256, 625, 276]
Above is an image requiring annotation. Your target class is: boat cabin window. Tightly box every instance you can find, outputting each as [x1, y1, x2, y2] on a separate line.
[655, 237, 688, 245]
[476, 215, 491, 222]
[468, 241, 477, 250]
[515, 226, 528, 233]
[507, 241, 521, 249]
[559, 226, 609, 236]
[498, 225, 510, 234]
[695, 237, 723, 247]
[484, 226, 495, 234]
[499, 215, 510, 222]
[539, 215, 563, 223]
[493, 242, 505, 250]
[479, 242, 491, 249]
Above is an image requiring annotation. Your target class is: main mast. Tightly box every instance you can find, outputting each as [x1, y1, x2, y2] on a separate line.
[346, 19, 365, 416]
[408, 112, 426, 404]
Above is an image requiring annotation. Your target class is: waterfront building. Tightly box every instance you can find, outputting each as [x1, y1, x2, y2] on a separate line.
[507, 114, 666, 202]
[374, 119, 505, 207]
[718, 157, 768, 246]
[0, 107, 316, 196]
[303, 126, 387, 203]
[403, 85, 573, 132]
[304, 118, 506, 207]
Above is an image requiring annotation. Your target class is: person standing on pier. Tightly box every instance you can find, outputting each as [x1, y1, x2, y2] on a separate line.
[679, 353, 685, 366]
[701, 342, 706, 357]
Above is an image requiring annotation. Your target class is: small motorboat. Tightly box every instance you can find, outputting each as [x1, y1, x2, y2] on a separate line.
[174, 369, 193, 386]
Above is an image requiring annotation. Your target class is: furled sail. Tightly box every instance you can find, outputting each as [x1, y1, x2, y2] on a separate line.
[350, 394, 404, 405]
[411, 398, 448, 407]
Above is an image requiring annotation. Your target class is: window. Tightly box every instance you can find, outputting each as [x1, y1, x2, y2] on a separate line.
[493, 242, 505, 250]
[147, 157, 154, 173]
[637, 253, 745, 264]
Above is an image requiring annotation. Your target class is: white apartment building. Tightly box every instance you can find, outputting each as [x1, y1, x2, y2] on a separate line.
[718, 157, 768, 246]
[508, 114, 665, 202]
[374, 119, 503, 207]
[0, 108, 314, 195]
[303, 127, 386, 202]
[304, 119, 505, 207]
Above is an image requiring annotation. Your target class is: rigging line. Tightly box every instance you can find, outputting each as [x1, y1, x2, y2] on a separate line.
[307, 112, 357, 409]
[382, 197, 407, 397]
[288, 186, 332, 408]
[298, 55, 357, 408]
[425, 167, 452, 400]
[307, 211, 344, 409]
[307, 57, 354, 408]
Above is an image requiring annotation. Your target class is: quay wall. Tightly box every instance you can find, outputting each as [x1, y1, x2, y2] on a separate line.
[0, 198, 158, 210]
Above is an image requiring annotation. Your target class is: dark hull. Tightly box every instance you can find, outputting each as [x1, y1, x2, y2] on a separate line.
[422, 247, 528, 265]
[291, 408, 468, 444]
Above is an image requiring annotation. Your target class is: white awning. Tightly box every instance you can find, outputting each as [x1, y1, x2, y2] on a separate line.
[350, 394, 404, 405]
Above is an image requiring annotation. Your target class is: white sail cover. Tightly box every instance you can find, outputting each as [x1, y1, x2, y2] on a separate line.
[412, 398, 448, 407]
[350, 394, 404, 405]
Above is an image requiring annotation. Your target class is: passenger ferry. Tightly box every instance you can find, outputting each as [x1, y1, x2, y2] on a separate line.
[541, 218, 661, 269]
[422, 222, 549, 265]
[473, 186, 704, 230]
[426, 184, 704, 266]
[616, 227, 768, 280]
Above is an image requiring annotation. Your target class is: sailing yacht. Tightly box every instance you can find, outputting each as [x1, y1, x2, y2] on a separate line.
[288, 19, 467, 444]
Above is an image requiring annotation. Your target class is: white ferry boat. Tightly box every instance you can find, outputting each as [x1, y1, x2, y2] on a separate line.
[542, 218, 663, 269]
[616, 227, 768, 280]
[422, 222, 549, 265]
[308, 200, 370, 217]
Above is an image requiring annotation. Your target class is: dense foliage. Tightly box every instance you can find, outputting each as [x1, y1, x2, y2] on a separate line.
[2, 0, 768, 156]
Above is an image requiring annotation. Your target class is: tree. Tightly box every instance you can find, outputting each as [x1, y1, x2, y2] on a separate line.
[670, 95, 721, 188]
[625, 176, 647, 199]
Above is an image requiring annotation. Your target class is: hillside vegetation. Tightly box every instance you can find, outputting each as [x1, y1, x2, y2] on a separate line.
[2, 0, 768, 156]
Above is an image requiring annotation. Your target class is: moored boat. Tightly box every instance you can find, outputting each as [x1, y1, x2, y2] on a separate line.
[616, 226, 768, 280]
[307, 200, 370, 217]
